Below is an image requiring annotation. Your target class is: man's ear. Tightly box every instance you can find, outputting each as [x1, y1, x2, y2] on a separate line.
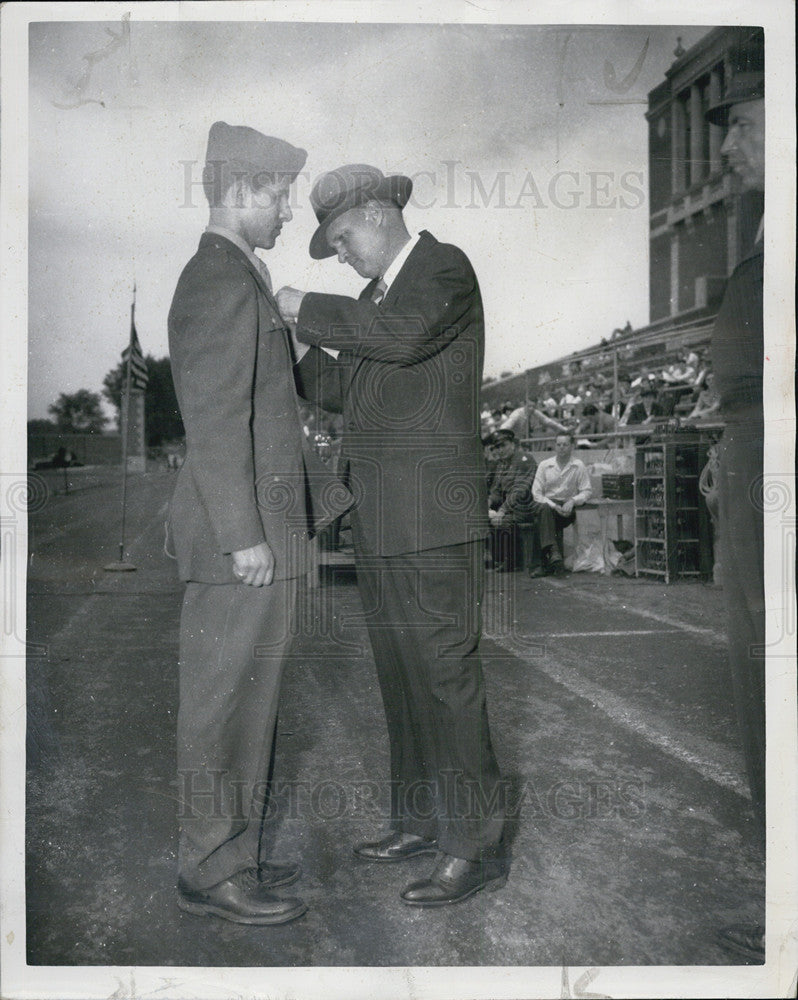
[223, 175, 251, 210]
[362, 200, 385, 226]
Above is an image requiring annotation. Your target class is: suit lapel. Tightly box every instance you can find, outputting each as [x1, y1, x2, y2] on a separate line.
[343, 233, 436, 397]
[200, 233, 293, 361]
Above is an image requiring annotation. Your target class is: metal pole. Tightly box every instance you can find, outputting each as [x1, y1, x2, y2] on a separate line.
[105, 284, 137, 571]
[118, 292, 135, 561]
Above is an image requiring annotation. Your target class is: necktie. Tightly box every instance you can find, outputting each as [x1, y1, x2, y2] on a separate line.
[255, 257, 273, 294]
[372, 278, 387, 305]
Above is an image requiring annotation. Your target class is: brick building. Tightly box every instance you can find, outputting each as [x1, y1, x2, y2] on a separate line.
[482, 25, 765, 413]
[646, 27, 764, 322]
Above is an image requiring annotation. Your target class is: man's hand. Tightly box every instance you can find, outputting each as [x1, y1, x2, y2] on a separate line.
[276, 286, 306, 323]
[560, 498, 575, 516]
[232, 542, 275, 587]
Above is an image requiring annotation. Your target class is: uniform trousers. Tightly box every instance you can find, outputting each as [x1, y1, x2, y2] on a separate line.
[351, 514, 505, 861]
[177, 577, 297, 889]
[716, 420, 765, 849]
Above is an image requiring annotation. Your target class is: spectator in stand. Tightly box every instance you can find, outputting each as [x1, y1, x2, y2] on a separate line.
[624, 382, 668, 425]
[487, 429, 538, 572]
[559, 388, 581, 421]
[529, 431, 592, 577]
[613, 374, 634, 418]
[687, 372, 720, 421]
[661, 348, 700, 386]
[500, 398, 568, 439]
[575, 403, 617, 448]
[541, 397, 561, 424]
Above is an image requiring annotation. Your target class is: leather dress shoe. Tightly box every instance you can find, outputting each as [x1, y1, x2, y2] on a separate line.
[400, 853, 508, 907]
[177, 868, 307, 925]
[258, 859, 301, 888]
[353, 831, 438, 862]
[527, 565, 546, 578]
[717, 923, 765, 962]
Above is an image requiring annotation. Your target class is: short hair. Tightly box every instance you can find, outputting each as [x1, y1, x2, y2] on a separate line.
[555, 431, 575, 443]
[203, 162, 283, 207]
[582, 403, 598, 416]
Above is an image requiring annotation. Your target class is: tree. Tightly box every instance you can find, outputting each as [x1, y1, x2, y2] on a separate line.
[27, 418, 59, 434]
[47, 390, 106, 433]
[102, 355, 184, 446]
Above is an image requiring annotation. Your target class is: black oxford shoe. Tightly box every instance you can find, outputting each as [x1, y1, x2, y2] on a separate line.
[400, 853, 508, 907]
[258, 860, 301, 888]
[353, 831, 438, 862]
[177, 869, 307, 925]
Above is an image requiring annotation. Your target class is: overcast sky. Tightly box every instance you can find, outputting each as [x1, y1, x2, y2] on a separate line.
[27, 18, 712, 419]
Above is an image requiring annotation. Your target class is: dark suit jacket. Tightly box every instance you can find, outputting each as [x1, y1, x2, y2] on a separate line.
[168, 232, 351, 583]
[294, 230, 489, 557]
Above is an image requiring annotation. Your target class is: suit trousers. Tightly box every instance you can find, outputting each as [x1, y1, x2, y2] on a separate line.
[716, 421, 765, 850]
[351, 514, 505, 861]
[535, 503, 576, 559]
[177, 577, 297, 889]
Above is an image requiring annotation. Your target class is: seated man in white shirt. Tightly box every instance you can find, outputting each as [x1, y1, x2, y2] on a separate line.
[529, 431, 592, 577]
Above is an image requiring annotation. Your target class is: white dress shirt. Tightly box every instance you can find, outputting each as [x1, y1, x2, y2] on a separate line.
[381, 232, 421, 293]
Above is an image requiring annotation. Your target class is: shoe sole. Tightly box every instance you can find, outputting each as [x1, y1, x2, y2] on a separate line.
[400, 872, 508, 907]
[177, 896, 308, 925]
[353, 846, 439, 862]
[260, 869, 301, 888]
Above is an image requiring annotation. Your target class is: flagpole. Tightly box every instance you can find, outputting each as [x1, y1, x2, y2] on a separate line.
[105, 283, 138, 572]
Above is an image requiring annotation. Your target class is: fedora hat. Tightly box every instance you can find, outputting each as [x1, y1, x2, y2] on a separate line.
[308, 164, 413, 259]
[705, 72, 764, 127]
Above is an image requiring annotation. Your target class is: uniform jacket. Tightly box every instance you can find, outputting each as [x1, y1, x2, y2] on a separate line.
[488, 450, 538, 525]
[168, 232, 352, 583]
[294, 230, 489, 557]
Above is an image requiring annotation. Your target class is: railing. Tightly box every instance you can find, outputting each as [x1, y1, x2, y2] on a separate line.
[521, 420, 725, 449]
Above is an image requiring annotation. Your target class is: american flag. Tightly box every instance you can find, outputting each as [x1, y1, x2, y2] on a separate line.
[121, 322, 148, 391]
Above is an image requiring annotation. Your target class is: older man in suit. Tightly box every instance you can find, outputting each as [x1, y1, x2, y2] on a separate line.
[705, 72, 766, 964]
[277, 164, 506, 907]
[168, 123, 350, 925]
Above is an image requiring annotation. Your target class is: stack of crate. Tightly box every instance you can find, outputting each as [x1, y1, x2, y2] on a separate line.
[601, 474, 634, 500]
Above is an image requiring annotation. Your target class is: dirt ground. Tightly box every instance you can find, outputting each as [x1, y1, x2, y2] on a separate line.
[23, 467, 765, 971]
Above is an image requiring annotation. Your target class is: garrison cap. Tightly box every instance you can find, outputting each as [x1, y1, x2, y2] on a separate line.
[705, 72, 764, 127]
[492, 428, 516, 444]
[203, 121, 307, 204]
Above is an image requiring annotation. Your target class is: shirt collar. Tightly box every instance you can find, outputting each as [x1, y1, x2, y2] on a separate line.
[381, 232, 420, 293]
[205, 224, 264, 273]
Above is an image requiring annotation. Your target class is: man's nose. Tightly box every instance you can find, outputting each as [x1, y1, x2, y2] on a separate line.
[720, 127, 737, 157]
[280, 200, 293, 223]
[337, 249, 348, 264]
